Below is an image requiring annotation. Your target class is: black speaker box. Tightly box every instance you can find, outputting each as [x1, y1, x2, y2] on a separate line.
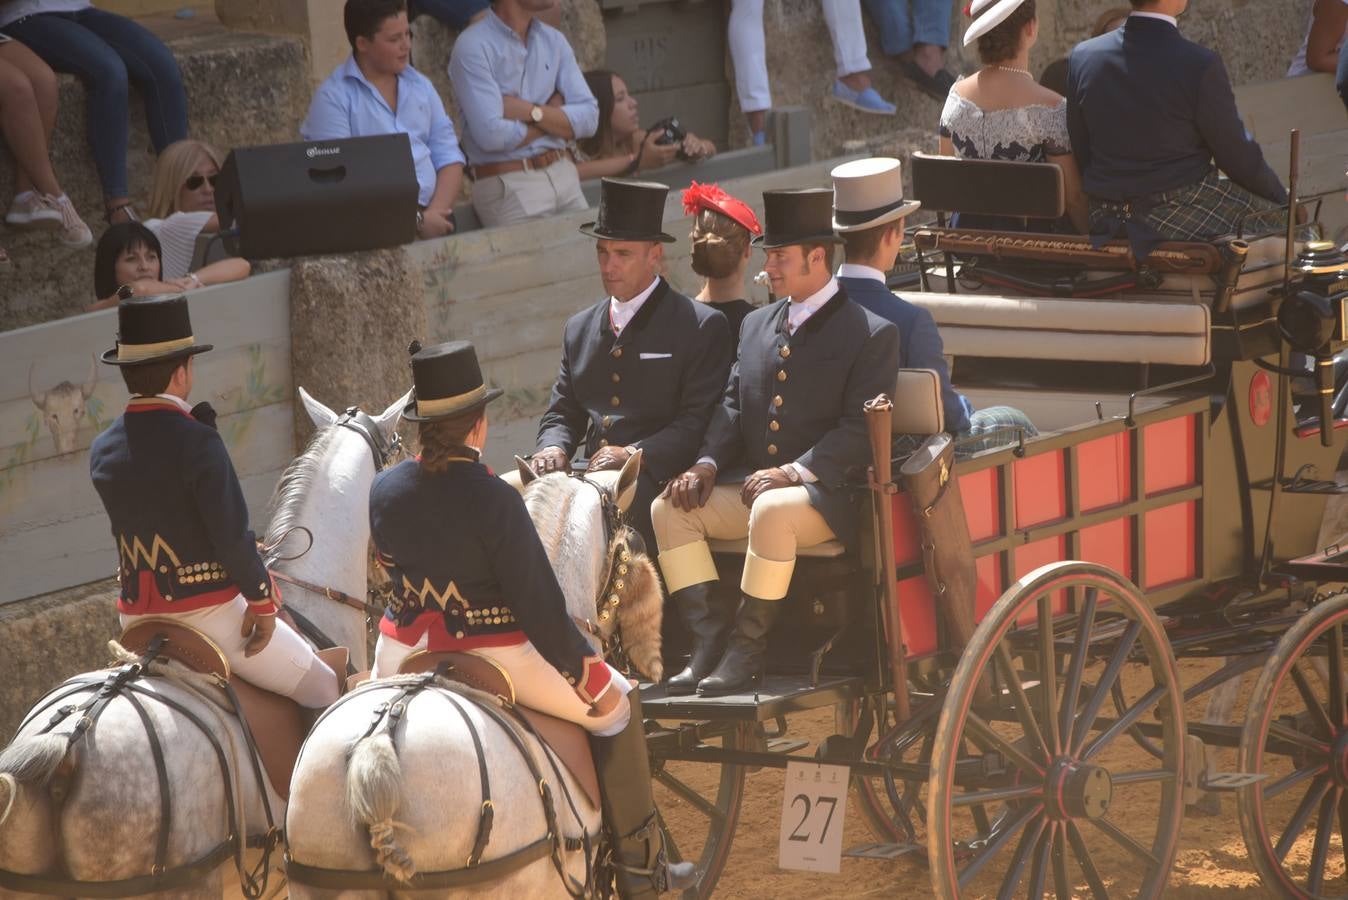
[215, 134, 419, 260]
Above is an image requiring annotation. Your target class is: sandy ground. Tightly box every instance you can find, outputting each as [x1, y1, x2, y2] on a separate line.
[656, 652, 1342, 898]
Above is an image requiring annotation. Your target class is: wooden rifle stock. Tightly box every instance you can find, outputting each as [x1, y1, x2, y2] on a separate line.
[863, 395, 910, 722]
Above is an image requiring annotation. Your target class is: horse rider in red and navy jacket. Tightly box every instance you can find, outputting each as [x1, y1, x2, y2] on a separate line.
[89, 296, 339, 708]
[368, 340, 695, 898]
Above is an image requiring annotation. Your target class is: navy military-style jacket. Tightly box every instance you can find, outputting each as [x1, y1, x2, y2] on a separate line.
[839, 274, 973, 433]
[89, 397, 277, 616]
[701, 285, 900, 548]
[535, 277, 731, 486]
[369, 458, 611, 700]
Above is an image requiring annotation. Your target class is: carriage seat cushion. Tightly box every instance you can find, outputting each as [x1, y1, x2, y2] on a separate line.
[892, 368, 943, 436]
[908, 292, 1212, 366]
[708, 538, 847, 558]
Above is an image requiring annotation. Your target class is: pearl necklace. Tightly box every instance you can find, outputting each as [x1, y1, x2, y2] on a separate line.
[991, 64, 1034, 78]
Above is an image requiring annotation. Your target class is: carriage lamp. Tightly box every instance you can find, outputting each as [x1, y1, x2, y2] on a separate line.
[1276, 242, 1348, 446]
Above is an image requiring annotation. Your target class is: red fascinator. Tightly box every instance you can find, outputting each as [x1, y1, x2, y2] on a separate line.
[681, 181, 762, 235]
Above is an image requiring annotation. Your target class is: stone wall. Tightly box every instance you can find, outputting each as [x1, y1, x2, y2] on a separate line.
[0, 30, 310, 330]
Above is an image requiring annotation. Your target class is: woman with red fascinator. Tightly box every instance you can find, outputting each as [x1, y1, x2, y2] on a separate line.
[681, 181, 763, 353]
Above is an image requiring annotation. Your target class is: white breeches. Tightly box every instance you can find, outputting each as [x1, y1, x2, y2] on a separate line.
[119, 595, 338, 708]
[372, 632, 633, 737]
[728, 0, 873, 111]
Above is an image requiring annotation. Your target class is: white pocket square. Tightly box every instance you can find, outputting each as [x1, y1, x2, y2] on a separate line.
[639, 352, 672, 360]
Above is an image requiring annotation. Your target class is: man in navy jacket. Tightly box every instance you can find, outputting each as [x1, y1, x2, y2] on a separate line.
[1065, 0, 1288, 254]
[90, 296, 337, 707]
[831, 157, 1034, 454]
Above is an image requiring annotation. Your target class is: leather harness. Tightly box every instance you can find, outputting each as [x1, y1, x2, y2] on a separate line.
[0, 638, 281, 898]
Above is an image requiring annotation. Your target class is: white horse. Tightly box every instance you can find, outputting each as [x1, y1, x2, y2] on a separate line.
[284, 453, 665, 899]
[0, 388, 405, 899]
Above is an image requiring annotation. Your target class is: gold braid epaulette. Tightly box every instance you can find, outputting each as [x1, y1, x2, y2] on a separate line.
[912, 229, 1221, 274]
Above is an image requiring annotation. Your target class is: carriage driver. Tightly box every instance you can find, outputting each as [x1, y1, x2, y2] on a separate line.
[368, 341, 695, 897]
[89, 296, 339, 707]
[521, 177, 732, 548]
[652, 189, 901, 696]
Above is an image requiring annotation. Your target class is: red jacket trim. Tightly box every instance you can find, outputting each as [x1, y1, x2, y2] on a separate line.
[379, 610, 528, 652]
[575, 655, 613, 705]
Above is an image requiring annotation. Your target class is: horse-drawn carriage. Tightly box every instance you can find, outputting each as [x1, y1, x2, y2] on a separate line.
[640, 144, 1348, 899]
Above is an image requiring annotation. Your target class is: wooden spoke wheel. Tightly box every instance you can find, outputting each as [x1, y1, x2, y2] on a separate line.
[928, 561, 1186, 899]
[650, 721, 749, 900]
[1238, 591, 1348, 898]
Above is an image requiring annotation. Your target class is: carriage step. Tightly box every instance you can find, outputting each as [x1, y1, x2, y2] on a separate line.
[844, 842, 924, 861]
[1200, 771, 1270, 791]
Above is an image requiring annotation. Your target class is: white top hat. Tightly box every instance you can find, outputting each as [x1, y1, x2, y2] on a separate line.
[830, 157, 920, 233]
[963, 0, 1031, 46]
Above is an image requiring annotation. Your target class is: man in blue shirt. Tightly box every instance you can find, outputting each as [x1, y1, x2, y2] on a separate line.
[449, 0, 598, 227]
[302, 0, 466, 240]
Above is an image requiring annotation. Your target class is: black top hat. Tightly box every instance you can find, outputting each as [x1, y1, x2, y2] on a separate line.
[752, 189, 843, 248]
[579, 178, 676, 243]
[402, 340, 504, 422]
[100, 295, 214, 367]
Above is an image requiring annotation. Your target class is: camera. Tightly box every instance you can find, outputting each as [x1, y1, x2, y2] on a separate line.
[650, 116, 691, 161]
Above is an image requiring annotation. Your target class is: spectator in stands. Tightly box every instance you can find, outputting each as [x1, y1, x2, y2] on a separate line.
[574, 69, 716, 180]
[89, 222, 245, 312]
[450, 0, 597, 227]
[681, 181, 760, 348]
[1287, 0, 1348, 78]
[1039, 6, 1128, 95]
[729, 0, 895, 147]
[863, 0, 956, 100]
[144, 140, 249, 287]
[303, 0, 466, 240]
[0, 1, 188, 225]
[941, 0, 1087, 233]
[0, 34, 90, 249]
[408, 0, 558, 30]
[1066, 0, 1289, 254]
[832, 157, 1035, 454]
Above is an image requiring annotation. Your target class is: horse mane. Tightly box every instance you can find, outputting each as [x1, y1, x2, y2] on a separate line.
[261, 425, 341, 556]
[522, 475, 605, 617]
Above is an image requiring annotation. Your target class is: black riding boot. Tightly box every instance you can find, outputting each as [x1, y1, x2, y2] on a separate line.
[696, 595, 780, 696]
[593, 688, 697, 897]
[665, 582, 731, 695]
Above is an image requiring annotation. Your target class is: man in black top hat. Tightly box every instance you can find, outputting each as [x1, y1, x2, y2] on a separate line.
[89, 296, 339, 707]
[651, 189, 900, 696]
[525, 177, 732, 546]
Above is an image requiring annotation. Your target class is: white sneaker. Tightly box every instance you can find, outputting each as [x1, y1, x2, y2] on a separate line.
[41, 194, 93, 249]
[5, 192, 62, 230]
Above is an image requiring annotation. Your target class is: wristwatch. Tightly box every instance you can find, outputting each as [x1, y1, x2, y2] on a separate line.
[530, 105, 544, 123]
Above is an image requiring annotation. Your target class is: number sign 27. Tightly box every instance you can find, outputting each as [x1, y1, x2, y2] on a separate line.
[778, 762, 849, 873]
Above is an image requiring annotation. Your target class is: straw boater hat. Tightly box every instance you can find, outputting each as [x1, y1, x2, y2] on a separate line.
[963, 0, 1032, 46]
[752, 189, 843, 248]
[579, 177, 676, 243]
[101, 295, 214, 367]
[402, 340, 503, 422]
[830, 157, 921, 233]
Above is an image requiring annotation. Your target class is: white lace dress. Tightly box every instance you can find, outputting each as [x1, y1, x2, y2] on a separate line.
[939, 89, 1072, 163]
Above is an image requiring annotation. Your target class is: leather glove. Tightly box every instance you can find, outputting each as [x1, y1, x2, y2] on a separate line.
[740, 467, 797, 508]
[190, 401, 218, 430]
[531, 446, 571, 476]
[661, 462, 717, 511]
[586, 444, 633, 472]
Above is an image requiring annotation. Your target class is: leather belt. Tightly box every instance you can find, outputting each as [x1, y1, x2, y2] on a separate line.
[470, 147, 572, 179]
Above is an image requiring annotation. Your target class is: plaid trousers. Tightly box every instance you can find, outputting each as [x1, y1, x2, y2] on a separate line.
[1089, 172, 1287, 242]
[893, 406, 1038, 459]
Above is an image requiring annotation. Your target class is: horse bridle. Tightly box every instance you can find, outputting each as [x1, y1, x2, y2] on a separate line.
[265, 407, 399, 634]
[569, 473, 641, 663]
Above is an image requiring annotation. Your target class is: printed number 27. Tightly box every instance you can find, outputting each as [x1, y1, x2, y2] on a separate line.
[788, 794, 838, 844]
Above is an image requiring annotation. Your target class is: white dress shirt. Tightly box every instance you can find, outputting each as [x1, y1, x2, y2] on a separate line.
[609, 276, 661, 335]
[837, 262, 886, 284]
[786, 277, 839, 334]
[1129, 11, 1178, 27]
[153, 393, 193, 414]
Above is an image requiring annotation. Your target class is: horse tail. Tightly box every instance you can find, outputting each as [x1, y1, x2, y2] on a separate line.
[616, 552, 665, 682]
[0, 733, 70, 789]
[345, 731, 416, 882]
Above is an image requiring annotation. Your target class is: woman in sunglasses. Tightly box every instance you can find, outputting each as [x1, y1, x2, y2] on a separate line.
[144, 139, 249, 288]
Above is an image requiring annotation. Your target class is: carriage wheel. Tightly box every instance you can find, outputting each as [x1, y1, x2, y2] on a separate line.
[651, 721, 749, 900]
[1238, 590, 1348, 898]
[835, 694, 941, 846]
[927, 561, 1186, 899]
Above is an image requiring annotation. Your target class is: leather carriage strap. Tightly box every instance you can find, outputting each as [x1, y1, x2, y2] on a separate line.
[269, 570, 382, 616]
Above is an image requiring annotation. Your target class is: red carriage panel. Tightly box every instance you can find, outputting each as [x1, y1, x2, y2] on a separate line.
[1144, 501, 1199, 588]
[1014, 450, 1067, 528]
[961, 468, 1002, 542]
[1144, 415, 1198, 495]
[891, 495, 923, 568]
[897, 576, 939, 659]
[974, 554, 1003, 621]
[1079, 518, 1134, 582]
[1077, 433, 1131, 512]
[1013, 536, 1070, 620]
